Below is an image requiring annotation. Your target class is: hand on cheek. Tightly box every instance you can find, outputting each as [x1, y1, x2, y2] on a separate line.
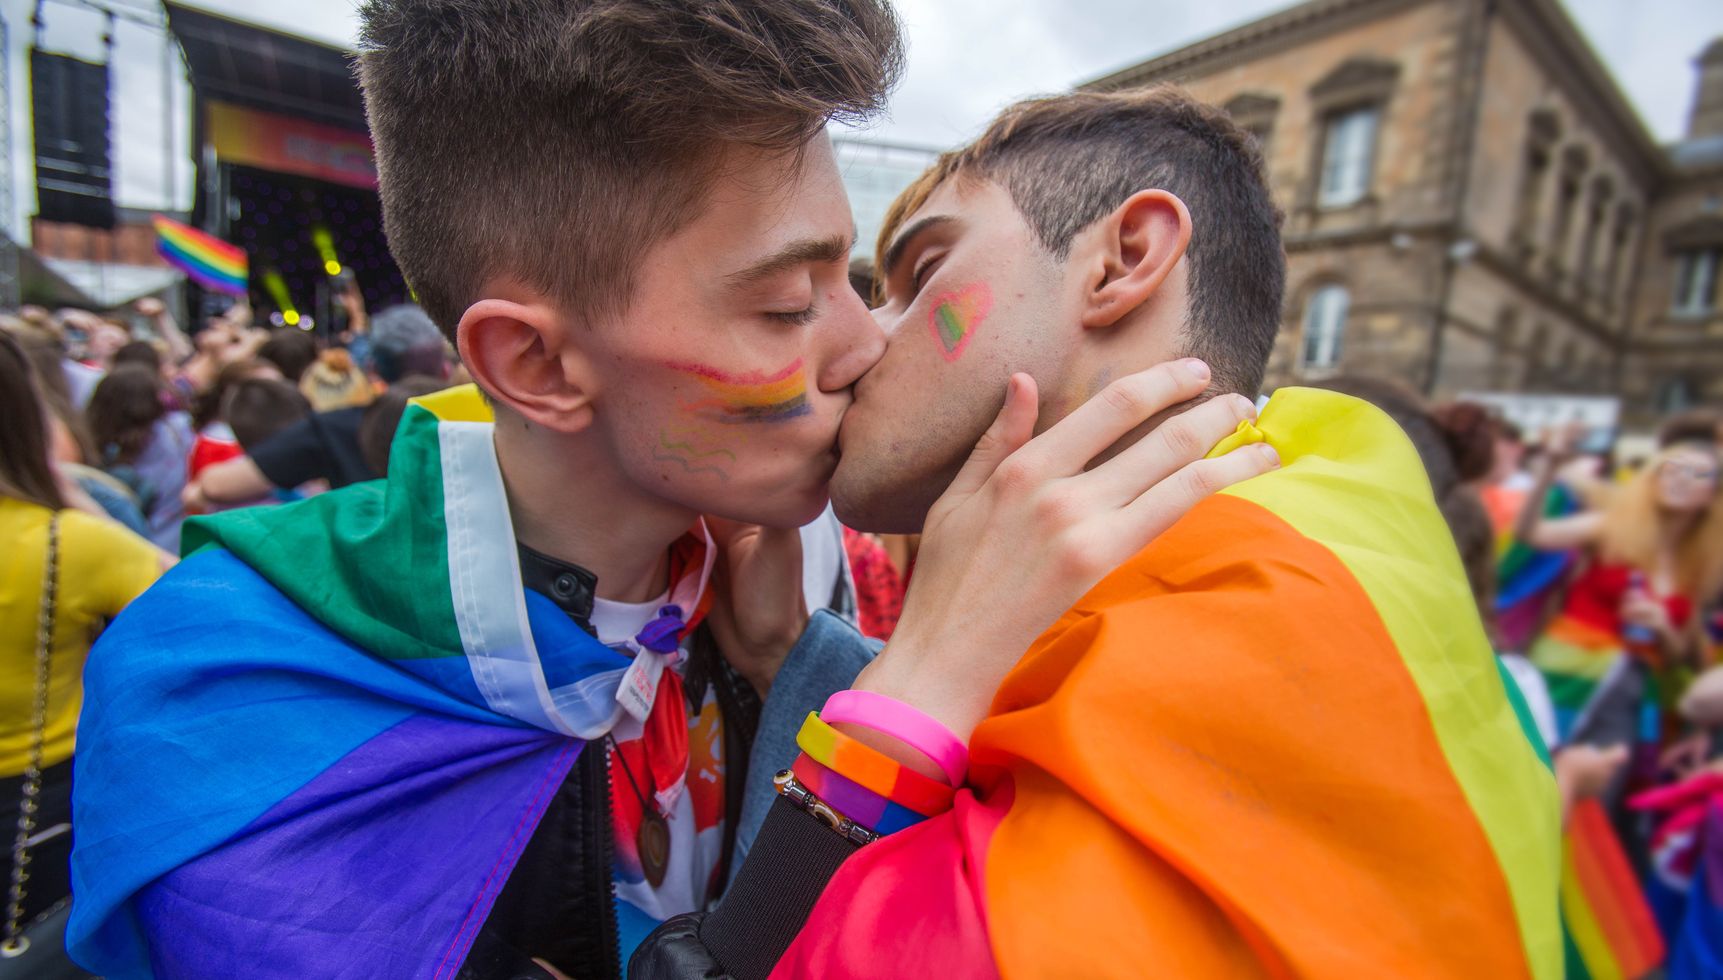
[855, 358, 1280, 745]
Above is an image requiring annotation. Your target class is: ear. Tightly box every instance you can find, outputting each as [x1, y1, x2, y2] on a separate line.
[1079, 189, 1192, 330]
[455, 295, 599, 433]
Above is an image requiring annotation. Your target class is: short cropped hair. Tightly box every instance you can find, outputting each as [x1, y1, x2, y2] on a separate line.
[223, 377, 311, 451]
[878, 87, 1285, 396]
[358, 0, 904, 340]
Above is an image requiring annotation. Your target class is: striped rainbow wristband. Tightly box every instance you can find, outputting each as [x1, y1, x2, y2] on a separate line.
[796, 712, 955, 816]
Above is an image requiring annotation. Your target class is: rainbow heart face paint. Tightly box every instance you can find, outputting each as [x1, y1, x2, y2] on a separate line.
[664, 358, 812, 424]
[927, 283, 993, 362]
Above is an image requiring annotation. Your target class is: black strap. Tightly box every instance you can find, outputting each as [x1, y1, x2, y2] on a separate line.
[696, 795, 859, 980]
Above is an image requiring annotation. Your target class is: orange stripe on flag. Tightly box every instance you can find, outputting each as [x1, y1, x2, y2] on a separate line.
[974, 494, 1539, 978]
[1567, 799, 1664, 978]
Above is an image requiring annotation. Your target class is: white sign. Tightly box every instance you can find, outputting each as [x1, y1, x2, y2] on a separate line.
[1459, 392, 1621, 438]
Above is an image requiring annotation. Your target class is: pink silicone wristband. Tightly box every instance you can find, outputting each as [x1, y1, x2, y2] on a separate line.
[820, 690, 969, 787]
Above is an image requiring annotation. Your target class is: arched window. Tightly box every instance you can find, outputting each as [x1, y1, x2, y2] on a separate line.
[1547, 145, 1590, 277]
[1511, 109, 1561, 260]
[1300, 284, 1349, 370]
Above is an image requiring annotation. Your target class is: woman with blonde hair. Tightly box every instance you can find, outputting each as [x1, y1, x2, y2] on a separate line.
[1523, 436, 1723, 768]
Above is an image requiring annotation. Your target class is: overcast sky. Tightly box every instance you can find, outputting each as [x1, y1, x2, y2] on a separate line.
[5, 0, 1723, 227]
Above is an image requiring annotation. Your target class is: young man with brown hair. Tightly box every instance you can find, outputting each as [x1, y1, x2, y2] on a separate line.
[635, 89, 1562, 979]
[65, 5, 1268, 980]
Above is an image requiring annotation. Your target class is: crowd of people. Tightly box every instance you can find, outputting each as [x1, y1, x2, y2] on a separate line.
[0, 0, 1719, 978]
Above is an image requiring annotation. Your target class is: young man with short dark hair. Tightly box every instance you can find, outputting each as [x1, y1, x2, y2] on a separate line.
[635, 89, 1562, 979]
[65, 5, 1265, 980]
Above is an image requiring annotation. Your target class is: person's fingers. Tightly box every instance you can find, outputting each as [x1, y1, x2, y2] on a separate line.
[943, 373, 1039, 501]
[1113, 442, 1280, 550]
[1088, 392, 1258, 506]
[1020, 359, 1212, 476]
[702, 515, 751, 552]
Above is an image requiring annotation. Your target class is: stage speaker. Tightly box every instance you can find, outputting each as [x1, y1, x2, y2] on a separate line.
[31, 49, 116, 229]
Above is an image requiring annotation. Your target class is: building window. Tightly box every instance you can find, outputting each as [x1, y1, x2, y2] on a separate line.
[1300, 284, 1349, 369]
[1511, 109, 1561, 259]
[1546, 145, 1589, 277]
[1653, 377, 1696, 414]
[1601, 204, 1635, 310]
[1511, 145, 1551, 255]
[1317, 107, 1379, 207]
[1223, 92, 1279, 160]
[1576, 177, 1612, 292]
[1672, 247, 1722, 314]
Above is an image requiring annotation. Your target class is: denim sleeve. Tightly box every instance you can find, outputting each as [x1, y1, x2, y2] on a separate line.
[730, 609, 880, 886]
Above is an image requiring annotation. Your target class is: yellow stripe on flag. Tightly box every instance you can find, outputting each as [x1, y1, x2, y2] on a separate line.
[1217, 387, 1563, 979]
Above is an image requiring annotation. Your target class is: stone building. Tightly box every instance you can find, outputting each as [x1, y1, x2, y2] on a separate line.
[1082, 0, 1723, 423]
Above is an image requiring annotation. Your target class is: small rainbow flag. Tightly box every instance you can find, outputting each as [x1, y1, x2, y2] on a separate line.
[153, 215, 248, 295]
[1561, 798, 1665, 979]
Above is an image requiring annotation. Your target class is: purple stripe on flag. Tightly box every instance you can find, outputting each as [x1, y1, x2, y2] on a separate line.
[134, 714, 580, 980]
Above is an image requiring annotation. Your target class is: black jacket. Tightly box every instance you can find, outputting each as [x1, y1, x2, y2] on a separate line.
[627, 794, 862, 980]
[457, 549, 764, 980]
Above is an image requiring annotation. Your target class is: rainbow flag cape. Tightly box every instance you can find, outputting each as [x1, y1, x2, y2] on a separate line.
[772, 388, 1562, 978]
[68, 386, 712, 978]
[1560, 798, 1664, 979]
[152, 214, 248, 295]
[1489, 483, 1579, 652]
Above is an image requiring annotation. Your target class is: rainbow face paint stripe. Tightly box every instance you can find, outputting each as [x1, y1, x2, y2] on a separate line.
[927, 283, 992, 361]
[651, 428, 735, 481]
[666, 358, 811, 424]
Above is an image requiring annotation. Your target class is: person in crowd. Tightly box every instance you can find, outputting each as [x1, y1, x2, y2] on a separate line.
[255, 327, 318, 385]
[131, 296, 193, 367]
[632, 89, 1555, 978]
[298, 348, 375, 412]
[110, 339, 164, 377]
[84, 365, 196, 551]
[356, 375, 451, 478]
[1658, 409, 1722, 452]
[186, 359, 287, 482]
[183, 377, 315, 515]
[364, 302, 450, 386]
[0, 331, 164, 944]
[1522, 433, 1723, 739]
[72, 314, 129, 374]
[6, 323, 149, 536]
[224, 377, 314, 455]
[839, 527, 903, 640]
[185, 308, 452, 506]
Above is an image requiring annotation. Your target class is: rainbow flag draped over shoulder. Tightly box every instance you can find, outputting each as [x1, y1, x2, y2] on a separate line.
[152, 214, 248, 295]
[773, 387, 1562, 979]
[1489, 483, 1579, 652]
[69, 386, 712, 978]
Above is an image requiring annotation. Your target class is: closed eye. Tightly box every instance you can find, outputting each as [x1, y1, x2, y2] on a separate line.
[911, 252, 944, 295]
[766, 307, 815, 326]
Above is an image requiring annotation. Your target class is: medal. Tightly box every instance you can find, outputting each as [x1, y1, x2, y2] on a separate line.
[612, 735, 672, 889]
[637, 810, 671, 888]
